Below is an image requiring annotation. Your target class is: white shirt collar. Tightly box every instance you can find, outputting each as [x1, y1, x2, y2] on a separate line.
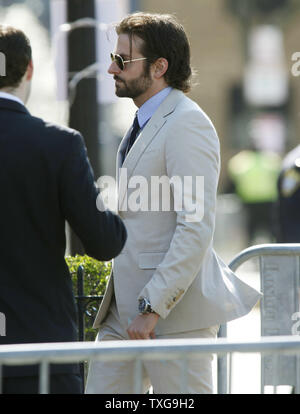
[0, 91, 24, 106]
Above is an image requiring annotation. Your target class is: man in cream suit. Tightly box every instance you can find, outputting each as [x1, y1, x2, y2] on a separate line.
[86, 12, 262, 394]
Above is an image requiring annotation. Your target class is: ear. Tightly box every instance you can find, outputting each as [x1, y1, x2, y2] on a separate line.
[26, 60, 33, 81]
[153, 58, 168, 80]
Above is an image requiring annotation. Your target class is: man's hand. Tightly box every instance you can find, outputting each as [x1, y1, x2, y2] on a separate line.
[127, 313, 160, 340]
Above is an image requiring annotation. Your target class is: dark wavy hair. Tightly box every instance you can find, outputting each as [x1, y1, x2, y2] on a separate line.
[116, 13, 192, 93]
[0, 25, 32, 89]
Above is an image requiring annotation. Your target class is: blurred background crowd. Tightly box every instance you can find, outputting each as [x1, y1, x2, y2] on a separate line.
[1, 0, 300, 260]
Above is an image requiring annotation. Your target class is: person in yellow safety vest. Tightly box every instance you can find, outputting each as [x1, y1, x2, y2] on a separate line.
[228, 149, 282, 244]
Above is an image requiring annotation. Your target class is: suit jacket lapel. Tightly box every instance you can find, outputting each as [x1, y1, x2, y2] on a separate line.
[116, 128, 130, 182]
[116, 128, 131, 213]
[116, 89, 185, 212]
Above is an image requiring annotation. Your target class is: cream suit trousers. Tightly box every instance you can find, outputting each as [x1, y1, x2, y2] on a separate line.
[85, 300, 219, 394]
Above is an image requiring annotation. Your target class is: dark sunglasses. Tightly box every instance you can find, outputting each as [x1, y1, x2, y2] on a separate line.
[110, 52, 147, 71]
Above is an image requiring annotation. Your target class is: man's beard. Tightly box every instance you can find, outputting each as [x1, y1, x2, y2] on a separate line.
[114, 69, 153, 99]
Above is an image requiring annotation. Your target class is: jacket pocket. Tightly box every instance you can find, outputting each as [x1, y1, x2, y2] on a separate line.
[138, 252, 167, 269]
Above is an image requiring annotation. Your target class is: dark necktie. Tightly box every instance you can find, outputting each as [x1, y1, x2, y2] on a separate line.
[123, 113, 140, 163]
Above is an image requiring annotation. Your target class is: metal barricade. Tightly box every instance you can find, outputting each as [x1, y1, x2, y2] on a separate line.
[217, 243, 300, 394]
[74, 265, 103, 383]
[74, 265, 103, 342]
[1, 336, 300, 394]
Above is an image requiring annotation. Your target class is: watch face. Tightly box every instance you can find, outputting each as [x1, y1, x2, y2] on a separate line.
[138, 299, 146, 313]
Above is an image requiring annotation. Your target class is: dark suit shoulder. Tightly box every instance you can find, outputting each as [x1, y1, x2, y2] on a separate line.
[22, 116, 86, 163]
[29, 115, 82, 141]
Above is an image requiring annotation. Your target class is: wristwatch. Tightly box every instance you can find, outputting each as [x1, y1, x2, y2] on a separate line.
[138, 297, 155, 315]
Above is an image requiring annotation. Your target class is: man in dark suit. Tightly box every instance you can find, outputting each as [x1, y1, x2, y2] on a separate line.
[0, 25, 127, 393]
[276, 145, 300, 242]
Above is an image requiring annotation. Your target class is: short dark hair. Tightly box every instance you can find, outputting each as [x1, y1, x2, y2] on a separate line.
[0, 25, 32, 89]
[116, 13, 192, 93]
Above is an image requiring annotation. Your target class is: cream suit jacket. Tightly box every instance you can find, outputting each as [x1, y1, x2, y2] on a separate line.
[93, 88, 262, 334]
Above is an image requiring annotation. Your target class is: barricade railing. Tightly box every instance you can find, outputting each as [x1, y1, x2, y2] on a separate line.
[74, 265, 103, 342]
[218, 243, 300, 394]
[73, 265, 103, 381]
[1, 336, 300, 394]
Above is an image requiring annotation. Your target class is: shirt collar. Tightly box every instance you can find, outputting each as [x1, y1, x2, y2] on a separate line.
[0, 91, 24, 106]
[137, 86, 172, 129]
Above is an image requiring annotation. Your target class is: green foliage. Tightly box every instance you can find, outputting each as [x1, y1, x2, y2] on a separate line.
[65, 255, 112, 341]
[66, 254, 111, 297]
